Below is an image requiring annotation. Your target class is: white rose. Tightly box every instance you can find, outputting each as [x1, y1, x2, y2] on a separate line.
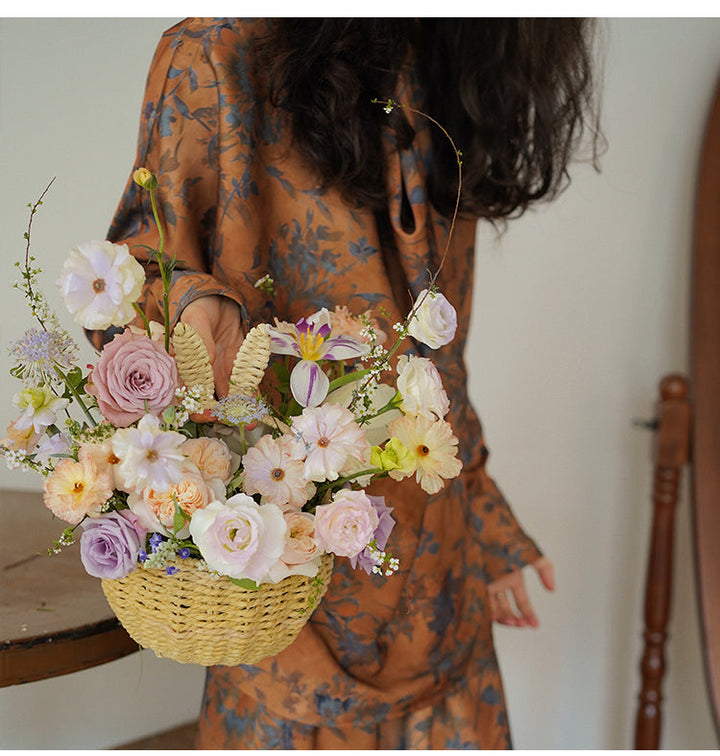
[396, 355, 450, 419]
[406, 290, 457, 349]
[189, 495, 286, 583]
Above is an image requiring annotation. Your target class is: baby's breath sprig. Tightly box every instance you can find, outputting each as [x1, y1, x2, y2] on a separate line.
[254, 273, 276, 297]
[366, 540, 400, 577]
[47, 523, 80, 555]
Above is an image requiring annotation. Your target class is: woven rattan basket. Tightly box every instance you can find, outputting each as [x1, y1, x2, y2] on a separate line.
[102, 554, 334, 666]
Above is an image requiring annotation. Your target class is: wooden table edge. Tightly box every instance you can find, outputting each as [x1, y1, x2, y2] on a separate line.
[0, 617, 139, 687]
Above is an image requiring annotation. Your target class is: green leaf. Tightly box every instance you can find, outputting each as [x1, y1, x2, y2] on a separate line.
[228, 577, 260, 590]
[272, 360, 291, 391]
[64, 365, 87, 391]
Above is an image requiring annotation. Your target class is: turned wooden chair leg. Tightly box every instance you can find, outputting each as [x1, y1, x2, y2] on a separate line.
[634, 374, 691, 750]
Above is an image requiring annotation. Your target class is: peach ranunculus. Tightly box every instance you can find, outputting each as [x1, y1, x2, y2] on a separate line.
[42, 458, 114, 524]
[127, 465, 223, 536]
[182, 436, 238, 485]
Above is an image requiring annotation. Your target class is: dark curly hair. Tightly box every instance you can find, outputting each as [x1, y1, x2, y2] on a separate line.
[257, 18, 601, 221]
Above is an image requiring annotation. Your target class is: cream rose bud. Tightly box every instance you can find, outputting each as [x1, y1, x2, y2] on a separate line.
[406, 289, 457, 349]
[396, 355, 450, 419]
[132, 167, 158, 190]
[314, 489, 379, 559]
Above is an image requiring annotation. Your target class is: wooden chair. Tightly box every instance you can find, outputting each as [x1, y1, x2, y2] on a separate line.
[633, 74, 720, 749]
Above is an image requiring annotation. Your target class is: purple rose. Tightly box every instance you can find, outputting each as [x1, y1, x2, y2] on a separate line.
[350, 495, 396, 574]
[80, 510, 147, 579]
[86, 330, 178, 427]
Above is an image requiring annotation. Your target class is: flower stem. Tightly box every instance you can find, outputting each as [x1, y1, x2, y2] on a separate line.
[54, 365, 97, 428]
[148, 188, 172, 352]
[316, 468, 385, 495]
[133, 302, 152, 338]
[327, 368, 372, 394]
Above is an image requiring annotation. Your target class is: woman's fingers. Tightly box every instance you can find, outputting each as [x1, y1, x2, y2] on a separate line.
[488, 559, 555, 628]
[509, 581, 538, 628]
[180, 296, 244, 399]
[533, 556, 556, 592]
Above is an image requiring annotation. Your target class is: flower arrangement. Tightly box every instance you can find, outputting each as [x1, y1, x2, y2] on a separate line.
[2, 100, 464, 665]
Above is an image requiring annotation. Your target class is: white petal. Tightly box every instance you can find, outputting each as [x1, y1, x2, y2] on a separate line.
[290, 360, 330, 408]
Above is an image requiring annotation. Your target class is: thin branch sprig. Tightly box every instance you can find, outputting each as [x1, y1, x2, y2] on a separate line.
[346, 99, 464, 411]
[370, 97, 464, 293]
[16, 177, 57, 331]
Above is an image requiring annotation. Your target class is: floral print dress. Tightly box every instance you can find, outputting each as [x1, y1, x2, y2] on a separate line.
[107, 18, 543, 750]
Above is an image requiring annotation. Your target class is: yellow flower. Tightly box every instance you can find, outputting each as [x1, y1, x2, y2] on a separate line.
[132, 167, 158, 190]
[370, 438, 415, 476]
[386, 414, 463, 494]
[42, 458, 114, 524]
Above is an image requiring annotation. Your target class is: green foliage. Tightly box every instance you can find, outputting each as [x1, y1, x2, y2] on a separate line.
[228, 577, 260, 591]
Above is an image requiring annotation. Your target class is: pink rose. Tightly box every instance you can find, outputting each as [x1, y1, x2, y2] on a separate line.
[314, 489, 379, 558]
[87, 330, 178, 427]
[281, 511, 320, 565]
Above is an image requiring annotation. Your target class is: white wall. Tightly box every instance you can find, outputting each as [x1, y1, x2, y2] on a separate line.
[0, 17, 718, 749]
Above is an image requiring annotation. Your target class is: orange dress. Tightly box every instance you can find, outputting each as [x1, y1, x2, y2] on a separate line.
[107, 18, 543, 749]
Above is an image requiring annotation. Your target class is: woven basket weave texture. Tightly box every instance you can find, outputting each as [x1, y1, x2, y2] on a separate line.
[102, 554, 333, 666]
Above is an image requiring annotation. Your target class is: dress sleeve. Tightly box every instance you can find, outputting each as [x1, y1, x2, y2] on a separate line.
[101, 21, 255, 344]
[466, 438, 544, 582]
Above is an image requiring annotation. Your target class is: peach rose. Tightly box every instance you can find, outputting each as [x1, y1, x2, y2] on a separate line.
[182, 437, 238, 484]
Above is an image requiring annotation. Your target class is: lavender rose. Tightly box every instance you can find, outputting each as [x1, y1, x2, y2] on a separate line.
[350, 496, 396, 574]
[314, 489, 379, 559]
[80, 510, 147, 579]
[86, 330, 178, 427]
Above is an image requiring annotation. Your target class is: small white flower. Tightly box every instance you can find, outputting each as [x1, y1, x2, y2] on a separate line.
[57, 240, 145, 330]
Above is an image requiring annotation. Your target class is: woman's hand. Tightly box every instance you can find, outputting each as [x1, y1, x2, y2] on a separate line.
[487, 556, 555, 628]
[180, 295, 245, 400]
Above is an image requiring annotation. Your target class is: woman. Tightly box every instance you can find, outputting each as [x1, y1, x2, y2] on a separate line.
[106, 18, 599, 748]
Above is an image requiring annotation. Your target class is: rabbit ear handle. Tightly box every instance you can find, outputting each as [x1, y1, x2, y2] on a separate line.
[229, 323, 271, 396]
[171, 321, 273, 421]
[171, 321, 217, 411]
